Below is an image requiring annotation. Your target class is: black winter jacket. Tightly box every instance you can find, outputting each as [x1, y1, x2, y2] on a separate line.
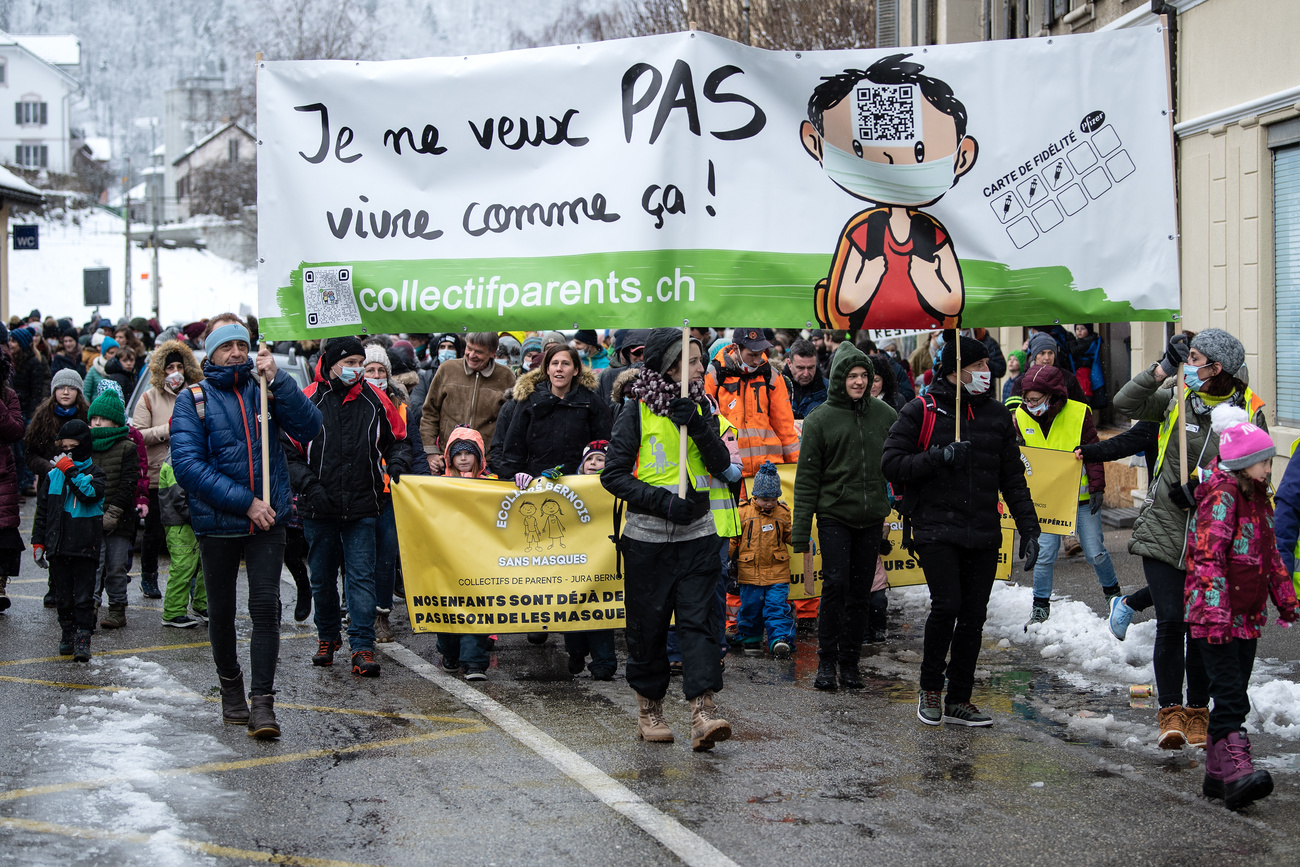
[11, 350, 49, 418]
[32, 458, 107, 559]
[103, 357, 137, 398]
[881, 378, 1039, 549]
[499, 368, 612, 478]
[92, 437, 140, 538]
[284, 377, 410, 521]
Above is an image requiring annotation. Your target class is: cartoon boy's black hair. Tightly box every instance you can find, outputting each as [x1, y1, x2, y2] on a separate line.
[808, 53, 968, 140]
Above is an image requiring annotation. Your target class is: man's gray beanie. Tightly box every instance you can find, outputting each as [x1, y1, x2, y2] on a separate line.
[1190, 328, 1245, 379]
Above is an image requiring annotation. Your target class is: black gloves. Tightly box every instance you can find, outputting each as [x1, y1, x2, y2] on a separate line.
[930, 440, 970, 469]
[1089, 491, 1102, 515]
[667, 496, 696, 525]
[1169, 480, 1200, 511]
[1159, 333, 1190, 379]
[879, 528, 893, 557]
[668, 397, 709, 436]
[1019, 531, 1040, 572]
[389, 467, 402, 485]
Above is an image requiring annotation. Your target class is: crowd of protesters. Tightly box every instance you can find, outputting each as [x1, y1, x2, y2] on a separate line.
[0, 312, 1290, 808]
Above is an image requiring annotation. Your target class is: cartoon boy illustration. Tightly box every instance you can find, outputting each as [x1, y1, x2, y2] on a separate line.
[519, 501, 542, 552]
[800, 54, 979, 330]
[541, 498, 566, 550]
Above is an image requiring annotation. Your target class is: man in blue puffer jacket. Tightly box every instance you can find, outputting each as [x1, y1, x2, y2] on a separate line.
[170, 313, 322, 740]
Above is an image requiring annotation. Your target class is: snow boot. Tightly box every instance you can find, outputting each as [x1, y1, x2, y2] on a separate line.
[101, 602, 127, 629]
[839, 660, 865, 689]
[292, 570, 312, 622]
[1024, 598, 1050, 631]
[1184, 706, 1209, 749]
[374, 609, 394, 643]
[814, 657, 838, 690]
[635, 692, 674, 743]
[72, 630, 92, 663]
[247, 695, 280, 739]
[1207, 732, 1274, 809]
[689, 690, 732, 752]
[140, 573, 162, 599]
[1157, 705, 1187, 750]
[58, 622, 75, 656]
[0, 575, 9, 612]
[219, 673, 250, 725]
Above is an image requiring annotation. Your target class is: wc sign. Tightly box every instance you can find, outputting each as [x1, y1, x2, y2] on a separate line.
[12, 224, 37, 250]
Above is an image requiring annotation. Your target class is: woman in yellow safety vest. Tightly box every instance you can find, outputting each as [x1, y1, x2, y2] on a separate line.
[1013, 364, 1118, 628]
[1113, 328, 1266, 752]
[601, 328, 739, 752]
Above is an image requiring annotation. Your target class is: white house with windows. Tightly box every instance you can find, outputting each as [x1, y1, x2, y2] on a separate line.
[0, 32, 80, 173]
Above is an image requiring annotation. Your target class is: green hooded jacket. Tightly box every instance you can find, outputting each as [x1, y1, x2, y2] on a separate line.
[791, 342, 898, 552]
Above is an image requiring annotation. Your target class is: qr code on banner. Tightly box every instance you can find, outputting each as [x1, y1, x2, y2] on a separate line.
[302, 266, 363, 329]
[853, 84, 922, 146]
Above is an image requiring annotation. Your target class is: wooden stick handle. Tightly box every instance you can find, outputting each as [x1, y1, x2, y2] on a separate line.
[678, 323, 690, 498]
[954, 332, 962, 442]
[259, 341, 271, 504]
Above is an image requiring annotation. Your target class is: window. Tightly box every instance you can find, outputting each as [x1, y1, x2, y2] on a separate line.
[15, 99, 47, 126]
[0, 61, 8, 85]
[228, 138, 240, 163]
[176, 176, 187, 200]
[14, 144, 47, 167]
[1274, 140, 1300, 425]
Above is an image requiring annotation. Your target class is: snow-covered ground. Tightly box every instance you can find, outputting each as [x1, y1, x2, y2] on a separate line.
[8, 208, 256, 326]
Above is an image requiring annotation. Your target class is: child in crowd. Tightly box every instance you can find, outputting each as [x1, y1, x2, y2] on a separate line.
[729, 461, 795, 658]
[32, 420, 107, 661]
[566, 440, 617, 680]
[157, 462, 207, 627]
[437, 426, 495, 681]
[1185, 405, 1299, 810]
[87, 388, 139, 629]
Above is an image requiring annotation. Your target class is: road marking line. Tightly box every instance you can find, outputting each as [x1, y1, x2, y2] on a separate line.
[0, 726, 486, 803]
[383, 642, 739, 867]
[0, 816, 389, 866]
[0, 632, 314, 667]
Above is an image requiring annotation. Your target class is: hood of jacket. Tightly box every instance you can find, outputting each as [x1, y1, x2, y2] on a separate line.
[442, 426, 487, 477]
[512, 365, 598, 402]
[715, 343, 771, 380]
[611, 366, 641, 404]
[825, 342, 874, 410]
[1019, 363, 1069, 400]
[149, 339, 203, 390]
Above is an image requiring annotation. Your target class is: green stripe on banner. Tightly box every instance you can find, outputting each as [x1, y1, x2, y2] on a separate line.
[261, 249, 1176, 340]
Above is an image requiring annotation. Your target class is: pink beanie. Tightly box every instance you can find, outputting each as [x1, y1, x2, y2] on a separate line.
[1213, 405, 1275, 471]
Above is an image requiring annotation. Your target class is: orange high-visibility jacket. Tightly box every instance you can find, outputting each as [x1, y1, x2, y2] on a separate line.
[705, 344, 800, 477]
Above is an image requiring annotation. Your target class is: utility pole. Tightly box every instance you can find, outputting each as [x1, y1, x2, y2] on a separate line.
[123, 157, 131, 319]
[150, 119, 160, 320]
[742, 0, 750, 45]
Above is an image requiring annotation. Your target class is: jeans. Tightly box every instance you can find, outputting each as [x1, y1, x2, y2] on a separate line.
[564, 631, 617, 672]
[199, 527, 286, 697]
[1144, 556, 1209, 708]
[436, 633, 492, 671]
[305, 516, 378, 652]
[737, 582, 795, 645]
[817, 518, 880, 664]
[1197, 637, 1257, 740]
[375, 499, 398, 612]
[917, 543, 1000, 704]
[52, 554, 97, 633]
[1032, 504, 1120, 599]
[140, 488, 163, 578]
[95, 535, 133, 606]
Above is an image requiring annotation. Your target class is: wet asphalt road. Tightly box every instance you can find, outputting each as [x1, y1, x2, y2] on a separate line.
[1, 500, 1299, 866]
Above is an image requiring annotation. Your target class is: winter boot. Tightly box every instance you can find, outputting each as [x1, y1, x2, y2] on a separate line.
[374, 609, 394, 643]
[72, 630, 92, 663]
[312, 638, 342, 666]
[351, 650, 381, 677]
[58, 622, 75, 656]
[43, 582, 56, 608]
[1202, 732, 1225, 799]
[219, 673, 250, 725]
[1063, 535, 1083, 557]
[688, 690, 732, 752]
[1217, 732, 1274, 809]
[100, 602, 127, 629]
[738, 637, 764, 657]
[814, 657, 838, 690]
[839, 660, 865, 689]
[247, 695, 281, 739]
[140, 573, 162, 599]
[1024, 598, 1050, 631]
[293, 570, 312, 622]
[0, 575, 9, 612]
[635, 692, 674, 743]
[1157, 705, 1188, 750]
[770, 638, 793, 659]
[1184, 706, 1209, 749]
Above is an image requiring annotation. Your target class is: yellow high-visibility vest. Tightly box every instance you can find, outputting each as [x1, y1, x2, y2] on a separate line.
[1016, 399, 1089, 503]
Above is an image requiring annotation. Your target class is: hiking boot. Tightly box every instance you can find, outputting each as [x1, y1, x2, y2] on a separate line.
[0, 575, 9, 612]
[464, 668, 487, 681]
[917, 690, 943, 726]
[312, 638, 342, 667]
[567, 653, 586, 676]
[247, 695, 280, 739]
[839, 660, 864, 689]
[814, 658, 838, 690]
[590, 666, 616, 682]
[635, 692, 674, 743]
[689, 690, 732, 752]
[162, 614, 202, 629]
[1215, 732, 1274, 810]
[219, 672, 250, 725]
[351, 650, 381, 677]
[1063, 535, 1082, 557]
[374, 610, 394, 643]
[1184, 706, 1209, 749]
[140, 573, 162, 599]
[58, 623, 75, 656]
[1108, 594, 1134, 641]
[1203, 731, 1225, 799]
[101, 603, 127, 629]
[1023, 598, 1050, 632]
[739, 637, 764, 658]
[72, 630, 92, 663]
[770, 638, 793, 659]
[943, 701, 994, 727]
[1157, 705, 1188, 749]
[526, 632, 550, 645]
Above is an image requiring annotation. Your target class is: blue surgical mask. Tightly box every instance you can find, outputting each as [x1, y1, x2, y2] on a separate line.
[365, 376, 387, 391]
[821, 139, 962, 206]
[1026, 401, 1049, 417]
[338, 366, 362, 385]
[1183, 363, 1205, 391]
[438, 349, 456, 363]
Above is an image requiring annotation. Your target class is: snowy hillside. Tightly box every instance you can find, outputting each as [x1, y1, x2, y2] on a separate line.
[8, 208, 255, 326]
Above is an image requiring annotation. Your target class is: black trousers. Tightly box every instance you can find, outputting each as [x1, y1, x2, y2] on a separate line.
[1144, 557, 1209, 708]
[916, 543, 1000, 704]
[51, 554, 98, 633]
[623, 533, 723, 702]
[817, 518, 880, 663]
[140, 488, 163, 577]
[199, 527, 286, 697]
[1196, 637, 1256, 740]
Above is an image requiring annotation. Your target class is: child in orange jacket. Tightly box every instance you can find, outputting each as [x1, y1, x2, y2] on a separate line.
[728, 462, 795, 658]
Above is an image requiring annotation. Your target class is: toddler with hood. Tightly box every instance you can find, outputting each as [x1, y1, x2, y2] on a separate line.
[728, 461, 795, 659]
[436, 424, 495, 680]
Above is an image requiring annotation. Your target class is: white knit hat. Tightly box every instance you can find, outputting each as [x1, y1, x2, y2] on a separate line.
[364, 342, 391, 375]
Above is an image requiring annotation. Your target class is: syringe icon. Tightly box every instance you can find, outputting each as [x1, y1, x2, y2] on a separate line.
[1003, 195, 1013, 216]
[1028, 178, 1039, 199]
[1053, 162, 1064, 183]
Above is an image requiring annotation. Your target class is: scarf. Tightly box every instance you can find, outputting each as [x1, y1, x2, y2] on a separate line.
[626, 367, 708, 417]
[90, 424, 129, 451]
[54, 403, 78, 418]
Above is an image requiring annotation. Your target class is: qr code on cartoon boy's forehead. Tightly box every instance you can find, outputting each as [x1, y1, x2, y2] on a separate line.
[302, 266, 363, 330]
[853, 84, 922, 146]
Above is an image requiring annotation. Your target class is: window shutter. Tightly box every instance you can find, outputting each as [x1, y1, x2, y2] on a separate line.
[39, 145, 47, 167]
[875, 0, 899, 48]
[13, 144, 19, 164]
[1274, 145, 1300, 425]
[39, 102, 47, 125]
[14, 102, 20, 125]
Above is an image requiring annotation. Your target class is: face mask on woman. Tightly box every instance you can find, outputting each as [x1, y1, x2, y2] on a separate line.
[365, 376, 387, 391]
[164, 371, 184, 392]
[1026, 400, 1050, 417]
[1183, 363, 1207, 391]
[438, 349, 456, 363]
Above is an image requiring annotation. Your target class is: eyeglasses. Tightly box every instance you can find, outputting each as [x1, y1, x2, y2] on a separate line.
[1022, 394, 1049, 408]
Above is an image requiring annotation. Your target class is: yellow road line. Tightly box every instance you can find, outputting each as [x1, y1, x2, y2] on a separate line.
[0, 631, 314, 667]
[0, 725, 487, 803]
[0, 816, 390, 866]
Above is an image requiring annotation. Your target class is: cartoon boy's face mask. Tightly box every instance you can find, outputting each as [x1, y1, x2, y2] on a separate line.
[821, 139, 965, 207]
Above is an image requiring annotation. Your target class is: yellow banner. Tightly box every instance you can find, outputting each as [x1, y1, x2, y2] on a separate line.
[393, 474, 622, 634]
[1016, 445, 1081, 535]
